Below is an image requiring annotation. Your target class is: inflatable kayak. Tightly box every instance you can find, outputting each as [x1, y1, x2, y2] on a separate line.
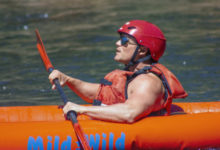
[0, 101, 220, 150]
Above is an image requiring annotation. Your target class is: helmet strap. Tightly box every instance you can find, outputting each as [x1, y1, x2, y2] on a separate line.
[124, 46, 151, 71]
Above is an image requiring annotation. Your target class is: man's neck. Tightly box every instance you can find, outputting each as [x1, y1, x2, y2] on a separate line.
[129, 62, 151, 72]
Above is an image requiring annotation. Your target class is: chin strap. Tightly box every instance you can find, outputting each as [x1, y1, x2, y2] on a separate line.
[124, 46, 152, 71]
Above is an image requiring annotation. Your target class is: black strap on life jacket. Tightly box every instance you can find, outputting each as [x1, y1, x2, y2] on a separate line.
[152, 65, 172, 97]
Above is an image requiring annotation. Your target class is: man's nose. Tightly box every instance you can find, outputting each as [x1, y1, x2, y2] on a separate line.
[116, 40, 121, 46]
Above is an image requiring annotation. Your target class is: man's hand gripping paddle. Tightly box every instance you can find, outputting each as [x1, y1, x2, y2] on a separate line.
[35, 29, 91, 150]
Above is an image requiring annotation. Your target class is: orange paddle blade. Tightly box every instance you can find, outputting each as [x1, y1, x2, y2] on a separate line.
[35, 29, 54, 72]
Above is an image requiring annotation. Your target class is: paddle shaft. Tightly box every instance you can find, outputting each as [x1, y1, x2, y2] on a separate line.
[35, 29, 90, 150]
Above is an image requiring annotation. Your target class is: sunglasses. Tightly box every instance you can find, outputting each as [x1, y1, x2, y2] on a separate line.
[120, 36, 137, 46]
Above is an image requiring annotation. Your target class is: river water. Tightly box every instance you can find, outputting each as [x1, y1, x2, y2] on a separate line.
[0, 0, 219, 106]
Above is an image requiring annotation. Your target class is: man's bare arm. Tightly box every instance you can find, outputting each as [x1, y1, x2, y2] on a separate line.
[49, 70, 100, 103]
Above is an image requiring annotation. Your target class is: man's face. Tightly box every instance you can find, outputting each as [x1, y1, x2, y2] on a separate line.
[114, 34, 137, 65]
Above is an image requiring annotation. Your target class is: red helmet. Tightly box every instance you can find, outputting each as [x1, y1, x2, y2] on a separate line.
[118, 20, 166, 61]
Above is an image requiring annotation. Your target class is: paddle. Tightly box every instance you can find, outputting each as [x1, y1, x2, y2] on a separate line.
[35, 29, 91, 150]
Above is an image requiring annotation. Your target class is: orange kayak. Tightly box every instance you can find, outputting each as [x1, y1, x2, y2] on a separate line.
[0, 101, 220, 150]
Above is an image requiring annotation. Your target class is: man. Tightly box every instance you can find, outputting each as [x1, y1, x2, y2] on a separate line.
[49, 20, 188, 123]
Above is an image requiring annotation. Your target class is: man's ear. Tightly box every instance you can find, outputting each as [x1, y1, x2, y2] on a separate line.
[139, 46, 148, 56]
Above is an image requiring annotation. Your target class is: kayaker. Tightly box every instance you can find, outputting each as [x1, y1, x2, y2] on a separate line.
[49, 20, 188, 123]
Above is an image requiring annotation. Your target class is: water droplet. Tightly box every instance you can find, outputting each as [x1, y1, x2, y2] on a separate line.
[2, 86, 7, 90]
[23, 25, 28, 30]
[40, 89, 46, 92]
[183, 61, 186, 65]
[43, 13, 48, 18]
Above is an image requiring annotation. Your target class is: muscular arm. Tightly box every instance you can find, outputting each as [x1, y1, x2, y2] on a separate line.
[66, 77, 100, 103]
[63, 73, 165, 123]
[49, 70, 100, 103]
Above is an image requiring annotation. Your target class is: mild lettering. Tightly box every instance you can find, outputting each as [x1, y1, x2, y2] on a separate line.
[27, 136, 44, 150]
[115, 133, 125, 150]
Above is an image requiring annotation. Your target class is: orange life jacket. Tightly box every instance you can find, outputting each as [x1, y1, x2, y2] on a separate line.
[94, 63, 188, 115]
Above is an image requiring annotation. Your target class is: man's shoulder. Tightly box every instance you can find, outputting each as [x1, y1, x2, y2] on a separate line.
[133, 72, 162, 84]
[129, 73, 164, 93]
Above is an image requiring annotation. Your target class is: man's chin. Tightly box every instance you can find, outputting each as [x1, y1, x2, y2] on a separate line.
[114, 59, 127, 65]
[113, 56, 119, 62]
[114, 59, 122, 64]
